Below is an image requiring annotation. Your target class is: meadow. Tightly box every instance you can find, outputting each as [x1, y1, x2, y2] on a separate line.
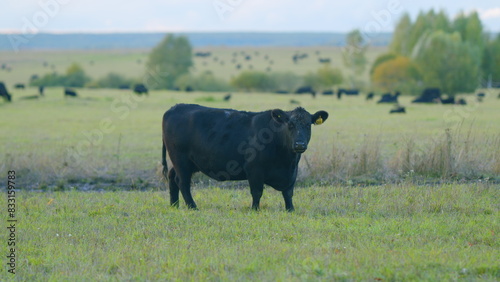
[0, 47, 499, 280]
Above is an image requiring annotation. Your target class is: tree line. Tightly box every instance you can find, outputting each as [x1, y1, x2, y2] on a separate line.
[372, 10, 500, 95]
[31, 11, 499, 95]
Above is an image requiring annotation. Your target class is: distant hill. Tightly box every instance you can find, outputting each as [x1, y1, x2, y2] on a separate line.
[0, 32, 392, 50]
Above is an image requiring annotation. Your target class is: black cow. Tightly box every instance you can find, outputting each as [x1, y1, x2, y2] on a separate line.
[223, 93, 232, 101]
[322, 90, 334, 95]
[14, 83, 25, 89]
[366, 92, 374, 100]
[194, 51, 211, 57]
[0, 82, 12, 102]
[377, 92, 400, 103]
[318, 58, 331, 63]
[440, 96, 455, 104]
[476, 92, 485, 102]
[412, 88, 441, 103]
[457, 98, 467, 105]
[38, 86, 44, 96]
[161, 104, 329, 211]
[295, 86, 316, 97]
[133, 84, 148, 95]
[185, 86, 194, 92]
[337, 88, 359, 96]
[390, 105, 406, 114]
[64, 88, 77, 97]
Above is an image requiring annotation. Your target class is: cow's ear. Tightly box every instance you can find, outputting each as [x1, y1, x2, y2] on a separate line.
[311, 111, 329, 125]
[271, 109, 289, 123]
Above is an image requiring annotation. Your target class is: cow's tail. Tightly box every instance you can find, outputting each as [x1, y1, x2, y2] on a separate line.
[162, 140, 168, 181]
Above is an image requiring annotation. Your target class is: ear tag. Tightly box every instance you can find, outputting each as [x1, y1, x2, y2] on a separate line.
[315, 116, 323, 125]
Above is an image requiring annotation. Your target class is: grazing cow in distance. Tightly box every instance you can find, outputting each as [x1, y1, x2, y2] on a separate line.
[133, 84, 148, 95]
[338, 88, 359, 96]
[476, 92, 485, 102]
[185, 86, 194, 92]
[161, 104, 329, 211]
[223, 93, 232, 101]
[318, 58, 331, 63]
[366, 92, 374, 100]
[64, 88, 77, 97]
[14, 83, 25, 89]
[0, 82, 12, 102]
[295, 86, 316, 98]
[322, 90, 334, 95]
[390, 105, 406, 114]
[456, 98, 467, 105]
[440, 96, 455, 104]
[412, 88, 441, 103]
[38, 86, 44, 96]
[377, 92, 400, 103]
[194, 51, 211, 57]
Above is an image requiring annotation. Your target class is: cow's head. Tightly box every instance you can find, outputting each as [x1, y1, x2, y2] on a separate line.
[271, 107, 329, 153]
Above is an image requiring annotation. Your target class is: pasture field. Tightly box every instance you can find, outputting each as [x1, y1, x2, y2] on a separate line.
[0, 46, 386, 88]
[0, 47, 499, 280]
[1, 86, 499, 189]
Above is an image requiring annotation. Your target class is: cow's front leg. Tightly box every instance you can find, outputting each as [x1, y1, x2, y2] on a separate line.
[282, 188, 294, 212]
[248, 178, 264, 210]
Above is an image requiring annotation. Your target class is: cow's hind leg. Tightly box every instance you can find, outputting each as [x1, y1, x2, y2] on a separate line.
[174, 162, 197, 210]
[168, 168, 180, 207]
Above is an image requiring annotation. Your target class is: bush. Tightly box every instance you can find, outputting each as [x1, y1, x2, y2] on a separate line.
[230, 71, 276, 92]
[268, 72, 303, 92]
[175, 71, 231, 92]
[91, 73, 134, 89]
[303, 65, 343, 90]
[31, 63, 90, 88]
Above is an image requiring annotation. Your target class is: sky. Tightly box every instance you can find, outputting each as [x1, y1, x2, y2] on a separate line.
[1, 0, 499, 33]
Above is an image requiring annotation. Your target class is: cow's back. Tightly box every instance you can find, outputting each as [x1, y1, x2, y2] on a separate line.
[162, 104, 256, 180]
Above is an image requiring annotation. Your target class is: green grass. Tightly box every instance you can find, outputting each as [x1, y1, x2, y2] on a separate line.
[11, 183, 499, 280]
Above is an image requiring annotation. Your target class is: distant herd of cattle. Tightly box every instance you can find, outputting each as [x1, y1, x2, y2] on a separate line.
[0, 81, 496, 112]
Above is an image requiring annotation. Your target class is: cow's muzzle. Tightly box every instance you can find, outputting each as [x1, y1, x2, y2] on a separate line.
[293, 142, 307, 153]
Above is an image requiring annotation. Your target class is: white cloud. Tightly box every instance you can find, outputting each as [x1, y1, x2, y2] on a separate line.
[479, 7, 500, 19]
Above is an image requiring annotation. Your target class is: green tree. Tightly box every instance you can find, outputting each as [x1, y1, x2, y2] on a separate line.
[64, 63, 90, 87]
[482, 35, 500, 82]
[342, 29, 368, 75]
[412, 30, 481, 95]
[390, 13, 412, 55]
[146, 34, 193, 89]
[453, 11, 485, 48]
[371, 56, 421, 93]
[370, 53, 398, 76]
